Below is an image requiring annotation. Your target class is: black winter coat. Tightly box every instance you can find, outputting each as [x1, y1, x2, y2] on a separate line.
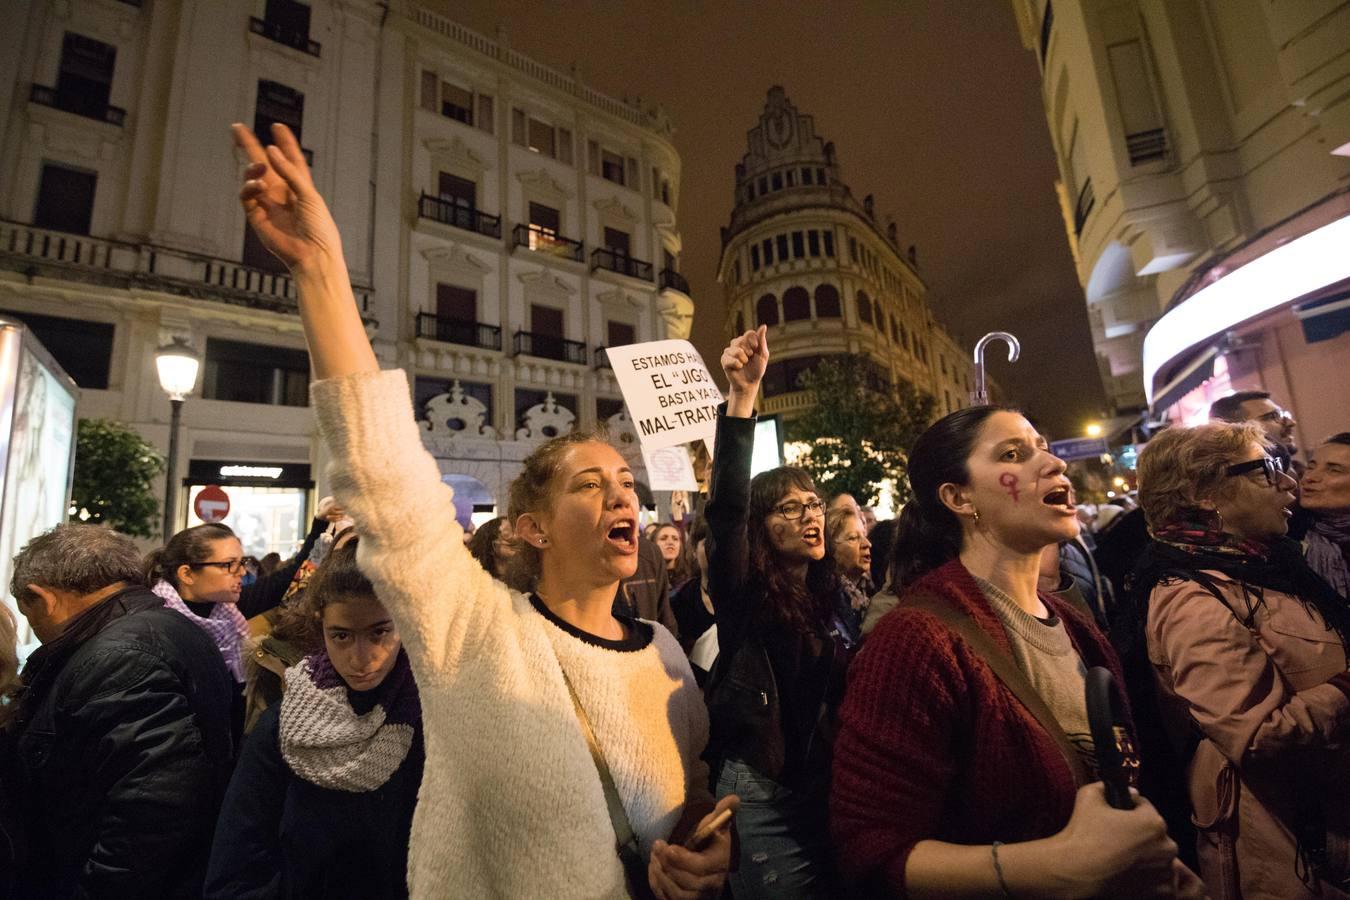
[205, 702, 424, 899]
[703, 408, 854, 786]
[3, 585, 235, 898]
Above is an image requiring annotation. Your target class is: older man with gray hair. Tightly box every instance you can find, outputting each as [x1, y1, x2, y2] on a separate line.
[1, 524, 234, 898]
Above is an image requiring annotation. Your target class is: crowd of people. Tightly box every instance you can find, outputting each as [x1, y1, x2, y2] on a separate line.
[2, 123, 1349, 899]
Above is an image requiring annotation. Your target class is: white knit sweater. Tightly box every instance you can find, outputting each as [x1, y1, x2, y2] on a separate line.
[312, 370, 710, 899]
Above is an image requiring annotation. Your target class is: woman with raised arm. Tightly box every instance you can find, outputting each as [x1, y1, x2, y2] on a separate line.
[230, 123, 734, 900]
[703, 327, 858, 898]
[831, 405, 1205, 898]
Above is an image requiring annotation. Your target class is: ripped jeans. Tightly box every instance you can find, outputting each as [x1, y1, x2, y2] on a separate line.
[714, 759, 835, 900]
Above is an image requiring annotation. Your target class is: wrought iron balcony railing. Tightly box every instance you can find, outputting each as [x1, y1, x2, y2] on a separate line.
[513, 330, 587, 365]
[591, 247, 653, 281]
[418, 193, 501, 239]
[658, 268, 690, 294]
[1073, 179, 1095, 237]
[249, 16, 321, 56]
[512, 224, 584, 262]
[415, 313, 501, 351]
[29, 84, 126, 126]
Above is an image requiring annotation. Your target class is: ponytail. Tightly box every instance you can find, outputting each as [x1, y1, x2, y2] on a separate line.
[144, 522, 237, 590]
[888, 405, 1006, 591]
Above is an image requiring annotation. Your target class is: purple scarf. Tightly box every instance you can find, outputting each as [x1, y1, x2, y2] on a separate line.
[153, 579, 250, 681]
[1307, 512, 1350, 597]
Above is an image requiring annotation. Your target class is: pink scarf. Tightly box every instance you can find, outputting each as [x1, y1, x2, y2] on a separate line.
[152, 579, 250, 681]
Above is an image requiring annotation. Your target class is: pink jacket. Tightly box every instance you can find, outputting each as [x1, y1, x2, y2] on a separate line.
[1148, 571, 1350, 900]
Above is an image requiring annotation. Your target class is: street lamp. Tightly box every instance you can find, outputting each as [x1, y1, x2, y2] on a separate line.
[156, 336, 201, 542]
[1085, 423, 1104, 438]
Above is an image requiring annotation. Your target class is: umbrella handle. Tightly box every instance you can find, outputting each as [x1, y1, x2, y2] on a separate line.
[971, 331, 1020, 406]
[1086, 666, 1135, 810]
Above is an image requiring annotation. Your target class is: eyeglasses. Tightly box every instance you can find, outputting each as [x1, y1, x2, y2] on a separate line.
[1224, 456, 1288, 487]
[190, 557, 258, 576]
[772, 498, 825, 521]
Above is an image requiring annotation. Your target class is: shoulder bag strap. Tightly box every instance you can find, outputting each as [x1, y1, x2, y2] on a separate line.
[904, 591, 1091, 787]
[560, 666, 641, 855]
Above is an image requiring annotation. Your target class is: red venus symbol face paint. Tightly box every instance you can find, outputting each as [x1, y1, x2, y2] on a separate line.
[999, 472, 1021, 502]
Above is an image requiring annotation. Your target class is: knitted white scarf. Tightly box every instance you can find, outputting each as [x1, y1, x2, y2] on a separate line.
[153, 579, 250, 681]
[279, 651, 418, 792]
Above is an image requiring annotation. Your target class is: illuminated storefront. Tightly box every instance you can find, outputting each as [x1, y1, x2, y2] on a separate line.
[183, 460, 313, 558]
[1144, 191, 1350, 446]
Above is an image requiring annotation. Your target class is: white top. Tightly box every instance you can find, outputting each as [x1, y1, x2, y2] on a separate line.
[312, 370, 710, 899]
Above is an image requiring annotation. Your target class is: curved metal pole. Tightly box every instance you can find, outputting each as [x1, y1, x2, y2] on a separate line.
[971, 331, 1021, 406]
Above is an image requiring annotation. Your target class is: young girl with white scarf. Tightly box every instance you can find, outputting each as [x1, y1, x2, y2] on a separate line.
[205, 537, 423, 898]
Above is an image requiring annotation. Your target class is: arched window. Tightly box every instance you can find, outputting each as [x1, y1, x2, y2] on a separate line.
[735, 311, 745, 334]
[783, 287, 811, 321]
[855, 289, 872, 325]
[814, 284, 842, 318]
[756, 294, 779, 327]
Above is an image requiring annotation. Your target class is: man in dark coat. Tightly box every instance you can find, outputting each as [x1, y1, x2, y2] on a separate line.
[2, 524, 235, 898]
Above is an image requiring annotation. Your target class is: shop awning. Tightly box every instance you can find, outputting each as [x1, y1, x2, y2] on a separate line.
[1149, 345, 1218, 415]
[1295, 290, 1350, 344]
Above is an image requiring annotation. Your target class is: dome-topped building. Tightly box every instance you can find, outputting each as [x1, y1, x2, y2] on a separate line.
[718, 87, 979, 420]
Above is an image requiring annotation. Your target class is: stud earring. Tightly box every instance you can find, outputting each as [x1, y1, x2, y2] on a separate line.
[972, 508, 981, 525]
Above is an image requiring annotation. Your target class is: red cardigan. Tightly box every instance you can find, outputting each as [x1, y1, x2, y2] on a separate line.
[830, 558, 1128, 897]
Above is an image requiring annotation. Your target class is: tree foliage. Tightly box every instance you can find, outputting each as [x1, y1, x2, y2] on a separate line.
[69, 418, 165, 538]
[787, 357, 937, 507]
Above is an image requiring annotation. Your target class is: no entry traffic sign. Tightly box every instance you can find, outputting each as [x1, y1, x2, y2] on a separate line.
[194, 485, 231, 523]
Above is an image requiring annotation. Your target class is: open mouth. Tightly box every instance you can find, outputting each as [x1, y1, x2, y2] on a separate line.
[606, 519, 638, 552]
[801, 525, 823, 546]
[1042, 486, 1075, 511]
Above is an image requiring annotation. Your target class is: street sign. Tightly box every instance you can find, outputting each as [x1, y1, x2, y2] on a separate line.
[1050, 437, 1111, 462]
[194, 484, 230, 523]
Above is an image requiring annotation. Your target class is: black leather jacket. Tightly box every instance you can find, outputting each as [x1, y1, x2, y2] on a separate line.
[4, 585, 235, 898]
[703, 408, 853, 787]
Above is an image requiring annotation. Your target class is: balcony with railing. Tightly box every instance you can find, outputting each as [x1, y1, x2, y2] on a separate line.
[418, 193, 501, 239]
[0, 219, 373, 316]
[594, 346, 611, 369]
[658, 268, 690, 294]
[591, 248, 653, 281]
[513, 330, 587, 365]
[1126, 128, 1168, 166]
[415, 312, 501, 351]
[512, 224, 584, 262]
[29, 84, 126, 126]
[1074, 179, 1095, 236]
[249, 16, 321, 56]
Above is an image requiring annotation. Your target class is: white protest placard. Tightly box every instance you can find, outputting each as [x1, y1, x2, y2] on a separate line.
[641, 444, 699, 491]
[604, 339, 723, 451]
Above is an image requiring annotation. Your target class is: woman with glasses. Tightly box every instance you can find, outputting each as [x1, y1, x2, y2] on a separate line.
[1126, 422, 1350, 898]
[704, 326, 857, 898]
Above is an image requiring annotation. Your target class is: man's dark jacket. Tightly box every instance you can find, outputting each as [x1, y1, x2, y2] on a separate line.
[3, 585, 235, 898]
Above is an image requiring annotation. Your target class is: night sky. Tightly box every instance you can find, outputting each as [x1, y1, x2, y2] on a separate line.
[445, 0, 1106, 437]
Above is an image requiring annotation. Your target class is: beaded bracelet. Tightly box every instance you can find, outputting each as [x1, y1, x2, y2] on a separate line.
[991, 841, 1014, 898]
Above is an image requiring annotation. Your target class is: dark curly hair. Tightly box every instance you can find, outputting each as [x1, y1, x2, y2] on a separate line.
[747, 466, 841, 634]
[273, 537, 377, 652]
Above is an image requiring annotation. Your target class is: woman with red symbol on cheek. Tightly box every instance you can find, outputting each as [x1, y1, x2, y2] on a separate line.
[703, 325, 858, 899]
[228, 122, 731, 899]
[832, 407, 1203, 899]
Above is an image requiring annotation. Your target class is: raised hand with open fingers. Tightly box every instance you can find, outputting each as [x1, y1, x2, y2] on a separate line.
[231, 122, 343, 274]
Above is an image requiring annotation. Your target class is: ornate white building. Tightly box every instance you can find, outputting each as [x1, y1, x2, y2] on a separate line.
[0, 0, 690, 550]
[718, 88, 982, 423]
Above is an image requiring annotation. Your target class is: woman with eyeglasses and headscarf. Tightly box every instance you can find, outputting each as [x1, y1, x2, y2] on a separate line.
[1124, 422, 1350, 899]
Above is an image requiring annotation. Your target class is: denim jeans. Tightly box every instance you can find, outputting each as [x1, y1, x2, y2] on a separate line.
[714, 759, 835, 899]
